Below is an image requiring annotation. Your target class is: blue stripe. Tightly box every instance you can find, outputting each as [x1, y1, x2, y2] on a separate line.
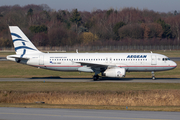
[13, 39, 27, 43]
[11, 33, 22, 38]
[22, 42, 26, 45]
[15, 46, 36, 51]
[20, 49, 26, 58]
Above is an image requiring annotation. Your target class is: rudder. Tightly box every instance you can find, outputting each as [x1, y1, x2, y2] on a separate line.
[9, 26, 41, 55]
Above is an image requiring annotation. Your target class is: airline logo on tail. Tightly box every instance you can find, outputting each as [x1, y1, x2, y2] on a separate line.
[11, 32, 37, 57]
[9, 26, 41, 56]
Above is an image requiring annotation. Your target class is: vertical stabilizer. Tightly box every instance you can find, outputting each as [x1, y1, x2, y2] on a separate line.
[9, 26, 41, 55]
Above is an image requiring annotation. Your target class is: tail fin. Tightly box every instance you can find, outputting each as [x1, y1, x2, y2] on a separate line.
[9, 26, 42, 55]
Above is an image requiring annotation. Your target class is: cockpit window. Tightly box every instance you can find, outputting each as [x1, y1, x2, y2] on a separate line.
[162, 58, 170, 61]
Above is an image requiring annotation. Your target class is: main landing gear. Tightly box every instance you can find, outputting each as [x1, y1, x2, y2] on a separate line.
[93, 75, 99, 81]
[151, 71, 156, 80]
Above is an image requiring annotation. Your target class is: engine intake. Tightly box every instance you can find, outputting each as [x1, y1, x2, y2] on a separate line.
[104, 68, 126, 78]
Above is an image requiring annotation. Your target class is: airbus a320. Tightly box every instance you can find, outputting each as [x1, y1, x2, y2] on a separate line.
[7, 26, 177, 80]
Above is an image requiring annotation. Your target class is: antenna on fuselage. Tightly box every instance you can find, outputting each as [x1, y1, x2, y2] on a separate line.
[150, 51, 153, 53]
[76, 49, 78, 53]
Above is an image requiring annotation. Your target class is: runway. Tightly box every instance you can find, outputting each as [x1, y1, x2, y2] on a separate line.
[0, 77, 180, 83]
[0, 57, 6, 61]
[0, 107, 179, 120]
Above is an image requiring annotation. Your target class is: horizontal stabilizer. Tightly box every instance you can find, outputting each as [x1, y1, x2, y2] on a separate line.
[6, 55, 29, 60]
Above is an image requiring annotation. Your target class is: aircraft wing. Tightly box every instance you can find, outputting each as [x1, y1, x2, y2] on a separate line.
[76, 61, 116, 68]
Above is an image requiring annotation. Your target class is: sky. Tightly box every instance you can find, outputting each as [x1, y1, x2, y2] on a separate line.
[1, 0, 180, 13]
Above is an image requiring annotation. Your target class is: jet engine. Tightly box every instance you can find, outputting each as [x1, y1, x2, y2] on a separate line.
[103, 67, 126, 78]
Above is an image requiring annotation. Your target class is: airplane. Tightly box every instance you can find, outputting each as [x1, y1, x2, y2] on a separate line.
[7, 26, 177, 80]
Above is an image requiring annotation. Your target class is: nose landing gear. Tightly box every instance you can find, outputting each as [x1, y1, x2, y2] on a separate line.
[151, 71, 156, 80]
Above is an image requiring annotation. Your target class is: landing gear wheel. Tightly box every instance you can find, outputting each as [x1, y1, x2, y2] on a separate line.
[93, 75, 99, 81]
[151, 71, 155, 80]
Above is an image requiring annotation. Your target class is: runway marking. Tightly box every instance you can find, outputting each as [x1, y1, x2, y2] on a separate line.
[0, 112, 171, 120]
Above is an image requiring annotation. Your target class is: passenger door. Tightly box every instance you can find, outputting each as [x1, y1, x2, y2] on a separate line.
[151, 55, 157, 65]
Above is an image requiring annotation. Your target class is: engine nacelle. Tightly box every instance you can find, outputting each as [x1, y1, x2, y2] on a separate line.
[103, 68, 126, 78]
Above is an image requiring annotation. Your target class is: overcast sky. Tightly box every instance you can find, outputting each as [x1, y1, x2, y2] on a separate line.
[1, 0, 180, 13]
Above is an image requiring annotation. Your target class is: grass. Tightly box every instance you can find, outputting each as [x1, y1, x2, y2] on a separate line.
[0, 82, 180, 111]
[1, 50, 180, 111]
[0, 52, 15, 57]
[0, 60, 180, 78]
[1, 82, 180, 92]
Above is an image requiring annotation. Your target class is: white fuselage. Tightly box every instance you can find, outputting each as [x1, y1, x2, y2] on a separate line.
[8, 52, 176, 73]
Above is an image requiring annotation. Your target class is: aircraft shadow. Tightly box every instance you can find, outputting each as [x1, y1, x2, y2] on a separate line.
[99, 77, 180, 82]
[30, 76, 92, 80]
[29, 76, 180, 81]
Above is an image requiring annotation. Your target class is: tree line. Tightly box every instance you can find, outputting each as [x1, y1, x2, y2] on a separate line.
[0, 4, 180, 48]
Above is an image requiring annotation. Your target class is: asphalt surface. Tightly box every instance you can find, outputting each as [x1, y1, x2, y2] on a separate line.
[0, 107, 180, 120]
[170, 57, 180, 61]
[0, 78, 180, 83]
[0, 57, 6, 61]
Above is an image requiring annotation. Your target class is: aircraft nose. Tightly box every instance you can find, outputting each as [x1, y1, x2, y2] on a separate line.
[172, 61, 177, 68]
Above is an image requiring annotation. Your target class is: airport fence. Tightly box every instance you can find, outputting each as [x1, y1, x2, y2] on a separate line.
[1, 45, 180, 52]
